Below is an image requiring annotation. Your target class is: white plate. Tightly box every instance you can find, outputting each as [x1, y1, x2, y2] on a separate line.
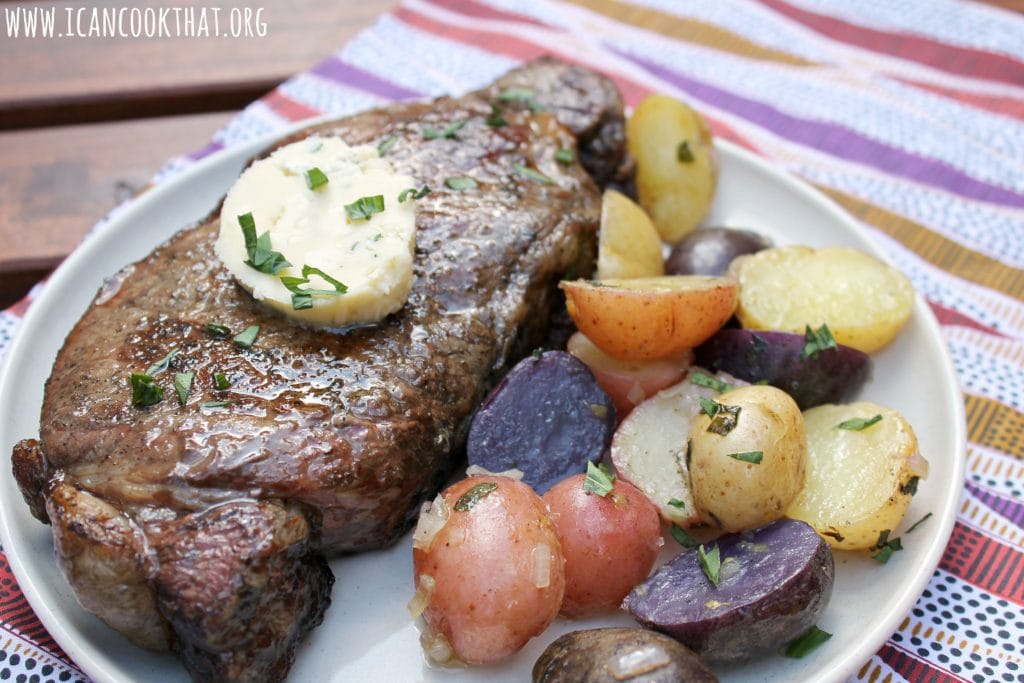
[0, 134, 965, 683]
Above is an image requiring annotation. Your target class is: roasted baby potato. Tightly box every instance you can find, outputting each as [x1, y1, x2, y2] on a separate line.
[411, 475, 565, 665]
[623, 519, 834, 664]
[543, 474, 662, 618]
[560, 276, 738, 361]
[466, 351, 616, 494]
[695, 328, 872, 410]
[787, 402, 929, 550]
[610, 370, 740, 527]
[627, 95, 717, 242]
[732, 246, 915, 353]
[665, 227, 771, 277]
[688, 385, 806, 532]
[597, 189, 666, 280]
[566, 332, 689, 418]
[533, 627, 718, 682]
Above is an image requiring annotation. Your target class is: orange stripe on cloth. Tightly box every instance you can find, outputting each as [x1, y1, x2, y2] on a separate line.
[817, 185, 1024, 303]
[563, 0, 818, 67]
[966, 394, 1024, 459]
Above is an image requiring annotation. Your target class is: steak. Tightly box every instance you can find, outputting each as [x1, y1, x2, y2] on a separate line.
[11, 57, 626, 681]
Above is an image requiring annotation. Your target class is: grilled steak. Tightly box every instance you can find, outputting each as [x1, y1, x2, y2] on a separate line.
[11, 57, 626, 681]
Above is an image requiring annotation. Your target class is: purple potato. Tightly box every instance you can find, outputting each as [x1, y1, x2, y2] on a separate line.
[467, 351, 615, 494]
[665, 227, 772, 277]
[623, 519, 834, 664]
[533, 627, 718, 682]
[695, 329, 872, 409]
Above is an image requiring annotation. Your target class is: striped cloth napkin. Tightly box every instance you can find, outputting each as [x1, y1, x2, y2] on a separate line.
[0, 1, 1021, 681]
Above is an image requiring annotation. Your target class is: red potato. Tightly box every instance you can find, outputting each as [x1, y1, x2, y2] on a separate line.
[411, 476, 565, 665]
[543, 474, 662, 618]
[566, 332, 690, 419]
[560, 276, 738, 361]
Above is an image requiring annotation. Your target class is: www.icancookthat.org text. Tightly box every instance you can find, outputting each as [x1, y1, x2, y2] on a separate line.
[4, 6, 267, 39]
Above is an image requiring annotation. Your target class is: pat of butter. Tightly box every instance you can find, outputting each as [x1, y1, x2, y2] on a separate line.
[216, 135, 417, 327]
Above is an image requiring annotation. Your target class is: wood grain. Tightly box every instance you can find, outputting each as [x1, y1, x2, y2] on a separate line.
[0, 112, 232, 306]
[0, 0, 394, 128]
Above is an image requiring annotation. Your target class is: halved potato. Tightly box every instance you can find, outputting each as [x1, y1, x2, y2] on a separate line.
[560, 276, 738, 361]
[732, 246, 915, 353]
[627, 95, 717, 243]
[597, 189, 665, 280]
[786, 401, 928, 550]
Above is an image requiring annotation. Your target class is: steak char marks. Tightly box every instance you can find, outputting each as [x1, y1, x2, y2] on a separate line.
[11, 58, 626, 681]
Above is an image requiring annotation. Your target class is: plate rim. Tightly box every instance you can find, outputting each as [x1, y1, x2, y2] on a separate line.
[0, 132, 966, 683]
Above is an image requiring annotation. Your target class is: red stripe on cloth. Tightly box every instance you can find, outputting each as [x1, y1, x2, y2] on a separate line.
[0, 552, 68, 659]
[426, 0, 549, 27]
[897, 77, 1024, 121]
[262, 91, 323, 122]
[878, 644, 966, 682]
[756, 0, 1024, 87]
[393, 7, 763, 153]
[928, 300, 1008, 338]
[940, 522, 1024, 605]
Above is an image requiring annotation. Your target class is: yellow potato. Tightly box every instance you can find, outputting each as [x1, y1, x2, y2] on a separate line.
[560, 276, 737, 360]
[733, 246, 915, 353]
[787, 402, 928, 550]
[688, 385, 807, 532]
[597, 189, 665, 279]
[627, 95, 717, 243]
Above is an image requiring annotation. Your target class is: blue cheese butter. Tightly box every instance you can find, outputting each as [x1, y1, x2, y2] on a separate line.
[216, 135, 417, 327]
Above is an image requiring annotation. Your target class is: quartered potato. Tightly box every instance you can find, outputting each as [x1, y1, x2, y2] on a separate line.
[627, 95, 717, 243]
[732, 246, 915, 353]
[597, 189, 665, 280]
[787, 402, 929, 550]
[560, 276, 738, 361]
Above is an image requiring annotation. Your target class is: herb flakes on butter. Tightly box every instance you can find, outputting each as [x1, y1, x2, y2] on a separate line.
[216, 135, 418, 327]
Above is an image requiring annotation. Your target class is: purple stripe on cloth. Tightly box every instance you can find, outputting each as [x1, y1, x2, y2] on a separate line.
[966, 481, 1024, 528]
[188, 141, 225, 161]
[613, 48, 1024, 210]
[310, 56, 423, 100]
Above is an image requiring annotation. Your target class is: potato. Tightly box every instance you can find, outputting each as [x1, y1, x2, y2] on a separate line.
[566, 332, 689, 418]
[533, 628, 718, 682]
[787, 402, 928, 550]
[411, 475, 565, 665]
[665, 227, 771, 277]
[610, 370, 741, 527]
[688, 385, 806, 532]
[623, 519, 834, 664]
[732, 246, 915, 353]
[543, 474, 662, 617]
[466, 351, 616, 494]
[560, 276, 738, 361]
[597, 189, 666, 280]
[627, 95, 717, 242]
[695, 328, 872, 410]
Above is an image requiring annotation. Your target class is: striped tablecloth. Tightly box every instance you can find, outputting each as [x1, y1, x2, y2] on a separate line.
[1, 1, 1021, 681]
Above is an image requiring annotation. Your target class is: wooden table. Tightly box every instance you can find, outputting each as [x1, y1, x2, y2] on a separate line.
[1, 0, 394, 308]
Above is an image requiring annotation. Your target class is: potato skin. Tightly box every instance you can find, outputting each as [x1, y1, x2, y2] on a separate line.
[560, 276, 738, 361]
[665, 227, 771, 277]
[787, 402, 927, 549]
[543, 475, 662, 618]
[623, 519, 834, 664]
[688, 385, 806, 532]
[627, 95, 717, 243]
[695, 328, 872, 410]
[413, 476, 565, 665]
[533, 627, 718, 682]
